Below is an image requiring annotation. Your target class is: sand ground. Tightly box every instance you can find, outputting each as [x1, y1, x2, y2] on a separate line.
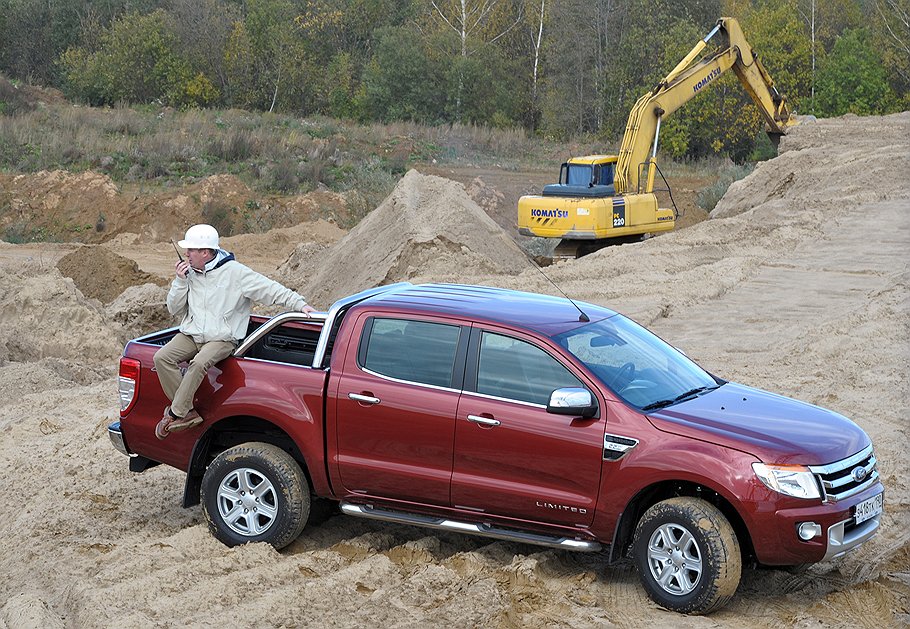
[0, 112, 907, 628]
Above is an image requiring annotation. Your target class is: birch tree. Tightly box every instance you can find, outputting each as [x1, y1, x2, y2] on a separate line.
[529, 0, 546, 106]
[874, 0, 910, 86]
[429, 0, 523, 119]
[798, 0, 817, 110]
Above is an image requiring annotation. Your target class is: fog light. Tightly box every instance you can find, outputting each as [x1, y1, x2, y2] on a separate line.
[798, 522, 822, 540]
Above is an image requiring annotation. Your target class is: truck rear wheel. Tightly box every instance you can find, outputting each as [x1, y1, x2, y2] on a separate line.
[201, 442, 309, 550]
[632, 497, 741, 614]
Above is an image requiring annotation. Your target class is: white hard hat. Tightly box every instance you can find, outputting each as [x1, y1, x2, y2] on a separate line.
[178, 224, 219, 249]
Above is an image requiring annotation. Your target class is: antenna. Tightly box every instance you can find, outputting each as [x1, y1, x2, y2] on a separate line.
[519, 247, 590, 322]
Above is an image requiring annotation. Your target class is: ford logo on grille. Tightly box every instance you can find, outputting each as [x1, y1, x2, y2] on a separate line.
[851, 466, 868, 483]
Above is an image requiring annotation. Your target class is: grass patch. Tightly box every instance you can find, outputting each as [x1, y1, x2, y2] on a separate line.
[695, 162, 754, 212]
[0, 101, 575, 204]
[3, 220, 53, 243]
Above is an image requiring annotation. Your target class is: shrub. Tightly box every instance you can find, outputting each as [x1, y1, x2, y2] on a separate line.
[208, 128, 257, 161]
[202, 199, 235, 236]
[264, 158, 300, 193]
[3, 220, 49, 243]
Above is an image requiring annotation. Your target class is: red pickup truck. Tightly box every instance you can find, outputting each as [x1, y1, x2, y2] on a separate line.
[109, 283, 883, 614]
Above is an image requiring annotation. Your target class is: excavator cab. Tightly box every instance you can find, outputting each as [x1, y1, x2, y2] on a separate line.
[561, 161, 614, 187]
[541, 156, 618, 198]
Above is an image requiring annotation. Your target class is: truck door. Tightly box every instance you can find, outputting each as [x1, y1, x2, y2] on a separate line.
[332, 314, 468, 507]
[452, 327, 604, 527]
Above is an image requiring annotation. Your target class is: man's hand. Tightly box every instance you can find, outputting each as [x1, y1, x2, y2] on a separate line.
[302, 305, 316, 317]
[175, 260, 191, 279]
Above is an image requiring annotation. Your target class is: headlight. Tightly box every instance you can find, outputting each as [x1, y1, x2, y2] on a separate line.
[752, 463, 821, 499]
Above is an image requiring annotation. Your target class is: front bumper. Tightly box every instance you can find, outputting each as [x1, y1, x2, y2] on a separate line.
[108, 421, 134, 457]
[822, 509, 881, 561]
[751, 483, 884, 565]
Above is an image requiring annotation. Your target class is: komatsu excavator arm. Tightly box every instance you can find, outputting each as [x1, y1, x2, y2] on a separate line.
[615, 17, 797, 195]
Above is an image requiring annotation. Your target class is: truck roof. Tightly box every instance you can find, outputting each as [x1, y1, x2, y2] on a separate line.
[357, 283, 617, 337]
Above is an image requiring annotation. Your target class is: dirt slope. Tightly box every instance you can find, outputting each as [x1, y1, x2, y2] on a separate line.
[0, 171, 354, 244]
[0, 112, 908, 628]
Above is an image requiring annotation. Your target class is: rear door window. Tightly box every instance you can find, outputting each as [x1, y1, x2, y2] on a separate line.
[360, 318, 462, 388]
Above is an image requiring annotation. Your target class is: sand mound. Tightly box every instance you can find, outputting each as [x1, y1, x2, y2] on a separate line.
[106, 283, 173, 339]
[223, 220, 346, 278]
[57, 246, 164, 304]
[275, 242, 332, 298]
[712, 112, 910, 218]
[292, 170, 529, 308]
[0, 266, 121, 366]
[0, 593, 64, 629]
[448, 112, 910, 328]
[466, 177, 506, 215]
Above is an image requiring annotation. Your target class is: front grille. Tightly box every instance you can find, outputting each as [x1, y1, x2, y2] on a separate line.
[809, 444, 878, 502]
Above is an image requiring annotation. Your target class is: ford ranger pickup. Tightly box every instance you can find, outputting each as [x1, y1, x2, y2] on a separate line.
[109, 283, 883, 614]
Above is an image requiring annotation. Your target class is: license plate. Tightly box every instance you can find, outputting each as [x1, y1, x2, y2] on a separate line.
[854, 493, 884, 525]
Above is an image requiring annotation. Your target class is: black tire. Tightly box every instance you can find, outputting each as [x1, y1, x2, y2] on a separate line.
[201, 442, 310, 550]
[632, 497, 741, 614]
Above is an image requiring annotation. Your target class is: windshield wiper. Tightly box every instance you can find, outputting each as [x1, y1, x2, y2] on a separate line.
[640, 386, 717, 412]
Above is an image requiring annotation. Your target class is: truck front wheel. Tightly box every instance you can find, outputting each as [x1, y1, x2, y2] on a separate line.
[632, 497, 741, 614]
[201, 442, 310, 550]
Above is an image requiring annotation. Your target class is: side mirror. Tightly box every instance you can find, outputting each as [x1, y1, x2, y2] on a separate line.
[547, 388, 598, 418]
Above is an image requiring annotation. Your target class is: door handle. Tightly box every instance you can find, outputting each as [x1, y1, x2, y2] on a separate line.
[348, 393, 381, 405]
[467, 414, 501, 427]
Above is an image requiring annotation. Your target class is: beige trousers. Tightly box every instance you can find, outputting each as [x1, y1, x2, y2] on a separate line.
[153, 333, 235, 418]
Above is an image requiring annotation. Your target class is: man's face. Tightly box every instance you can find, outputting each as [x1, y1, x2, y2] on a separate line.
[186, 248, 215, 270]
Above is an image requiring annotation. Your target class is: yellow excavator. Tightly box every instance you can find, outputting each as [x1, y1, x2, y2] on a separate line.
[518, 17, 798, 259]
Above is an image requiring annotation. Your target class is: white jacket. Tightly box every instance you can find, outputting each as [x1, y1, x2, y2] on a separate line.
[166, 251, 308, 343]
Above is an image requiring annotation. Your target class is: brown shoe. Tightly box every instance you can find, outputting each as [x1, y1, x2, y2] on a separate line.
[155, 413, 173, 440]
[155, 407, 203, 439]
[166, 409, 203, 433]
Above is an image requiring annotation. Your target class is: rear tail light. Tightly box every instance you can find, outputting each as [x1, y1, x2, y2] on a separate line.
[119, 357, 141, 415]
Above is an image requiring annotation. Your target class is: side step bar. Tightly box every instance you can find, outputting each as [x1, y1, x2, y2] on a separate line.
[339, 502, 602, 552]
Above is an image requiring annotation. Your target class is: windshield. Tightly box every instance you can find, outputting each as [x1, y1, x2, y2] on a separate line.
[552, 315, 719, 409]
[565, 164, 593, 186]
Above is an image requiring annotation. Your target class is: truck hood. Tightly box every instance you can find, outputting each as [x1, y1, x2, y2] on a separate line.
[646, 382, 870, 465]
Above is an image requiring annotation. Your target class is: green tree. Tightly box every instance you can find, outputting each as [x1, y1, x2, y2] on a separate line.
[540, 0, 723, 140]
[0, 0, 86, 85]
[449, 41, 526, 125]
[0, 0, 160, 86]
[168, 0, 241, 103]
[537, 0, 596, 137]
[224, 0, 310, 113]
[360, 26, 449, 122]
[293, 0, 418, 114]
[324, 52, 360, 119]
[61, 10, 214, 107]
[815, 28, 897, 115]
[426, 0, 524, 120]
